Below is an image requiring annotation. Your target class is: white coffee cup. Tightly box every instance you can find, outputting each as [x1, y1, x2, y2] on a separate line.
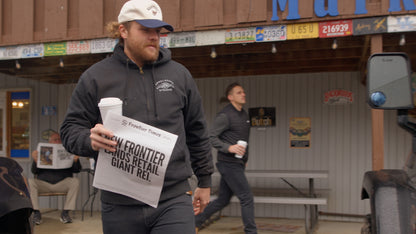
[98, 97, 123, 124]
[235, 140, 247, 158]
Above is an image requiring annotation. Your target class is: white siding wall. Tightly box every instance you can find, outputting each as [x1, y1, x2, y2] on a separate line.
[195, 71, 412, 220]
[2, 71, 411, 220]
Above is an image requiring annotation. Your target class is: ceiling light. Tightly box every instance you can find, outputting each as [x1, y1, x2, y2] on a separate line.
[331, 39, 338, 50]
[271, 44, 277, 54]
[59, 57, 64, 68]
[399, 34, 406, 46]
[210, 47, 217, 59]
[15, 60, 21, 69]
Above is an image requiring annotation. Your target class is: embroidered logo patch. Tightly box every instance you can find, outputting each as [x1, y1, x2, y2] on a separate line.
[155, 80, 174, 92]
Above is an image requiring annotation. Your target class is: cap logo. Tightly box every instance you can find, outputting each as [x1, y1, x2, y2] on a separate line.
[147, 6, 159, 16]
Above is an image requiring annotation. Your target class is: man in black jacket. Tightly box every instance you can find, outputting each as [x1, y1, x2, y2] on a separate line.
[59, 0, 213, 233]
[29, 131, 81, 225]
[195, 82, 257, 234]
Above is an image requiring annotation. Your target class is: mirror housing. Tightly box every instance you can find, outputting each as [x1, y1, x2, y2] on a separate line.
[367, 53, 413, 109]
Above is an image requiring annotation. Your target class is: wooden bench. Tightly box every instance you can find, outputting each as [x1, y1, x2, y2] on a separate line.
[39, 192, 67, 197]
[210, 194, 327, 233]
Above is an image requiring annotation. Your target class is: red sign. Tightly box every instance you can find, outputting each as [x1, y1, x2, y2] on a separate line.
[324, 89, 353, 105]
[319, 20, 353, 38]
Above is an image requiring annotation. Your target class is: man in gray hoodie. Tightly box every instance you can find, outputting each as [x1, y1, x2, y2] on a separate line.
[60, 0, 213, 233]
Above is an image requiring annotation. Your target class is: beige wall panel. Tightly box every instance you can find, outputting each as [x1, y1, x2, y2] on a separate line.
[194, 0, 224, 27]
[33, 0, 45, 41]
[44, 0, 68, 40]
[223, 0, 237, 26]
[381, 0, 390, 13]
[179, 0, 195, 31]
[367, 2, 382, 15]
[67, 0, 79, 37]
[236, 0, 267, 23]
[338, 0, 355, 16]
[1, 0, 12, 43]
[79, 0, 104, 38]
[298, 0, 314, 19]
[103, 0, 126, 25]
[11, 0, 34, 44]
[158, 0, 180, 32]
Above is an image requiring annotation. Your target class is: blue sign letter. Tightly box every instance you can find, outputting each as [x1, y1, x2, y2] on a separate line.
[355, 0, 368, 14]
[314, 0, 339, 17]
[389, 0, 416, 11]
[271, 0, 300, 21]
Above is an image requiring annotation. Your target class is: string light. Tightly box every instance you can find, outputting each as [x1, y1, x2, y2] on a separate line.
[210, 47, 217, 59]
[15, 60, 21, 69]
[271, 44, 277, 54]
[331, 39, 338, 50]
[399, 34, 406, 46]
[59, 57, 64, 68]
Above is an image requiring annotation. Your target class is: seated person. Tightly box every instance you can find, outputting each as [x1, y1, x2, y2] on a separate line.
[0, 157, 33, 234]
[28, 131, 81, 224]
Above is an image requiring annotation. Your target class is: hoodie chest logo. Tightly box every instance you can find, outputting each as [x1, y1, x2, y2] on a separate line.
[155, 80, 174, 92]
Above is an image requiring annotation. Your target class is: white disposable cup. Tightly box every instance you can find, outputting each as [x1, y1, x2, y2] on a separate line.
[235, 140, 247, 158]
[98, 97, 123, 124]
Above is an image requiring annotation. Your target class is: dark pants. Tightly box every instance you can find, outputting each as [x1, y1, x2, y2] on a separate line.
[195, 161, 257, 234]
[101, 193, 195, 234]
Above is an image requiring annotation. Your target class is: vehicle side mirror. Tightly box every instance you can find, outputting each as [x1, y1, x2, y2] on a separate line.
[367, 53, 414, 109]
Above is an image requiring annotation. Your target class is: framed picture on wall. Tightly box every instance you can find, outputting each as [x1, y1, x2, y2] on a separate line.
[289, 117, 311, 148]
[249, 107, 276, 127]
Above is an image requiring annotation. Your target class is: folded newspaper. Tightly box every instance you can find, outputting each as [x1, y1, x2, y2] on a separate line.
[36, 143, 74, 169]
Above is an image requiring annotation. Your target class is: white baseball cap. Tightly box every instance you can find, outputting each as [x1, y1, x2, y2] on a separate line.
[118, 0, 174, 32]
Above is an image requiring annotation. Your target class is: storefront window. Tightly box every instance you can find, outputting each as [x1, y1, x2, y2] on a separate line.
[10, 91, 30, 158]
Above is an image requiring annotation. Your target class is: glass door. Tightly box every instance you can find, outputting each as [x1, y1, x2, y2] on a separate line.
[9, 91, 30, 158]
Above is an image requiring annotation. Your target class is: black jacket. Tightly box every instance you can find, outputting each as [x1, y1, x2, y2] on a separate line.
[209, 103, 251, 165]
[31, 159, 81, 184]
[60, 43, 213, 205]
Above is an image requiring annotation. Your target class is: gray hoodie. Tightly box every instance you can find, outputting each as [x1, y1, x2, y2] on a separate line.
[60, 43, 213, 205]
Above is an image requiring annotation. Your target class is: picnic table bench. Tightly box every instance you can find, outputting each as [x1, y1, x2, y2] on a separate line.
[211, 170, 328, 234]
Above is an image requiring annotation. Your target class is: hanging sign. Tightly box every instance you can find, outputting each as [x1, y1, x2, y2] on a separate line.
[319, 20, 353, 38]
[91, 38, 118, 53]
[324, 89, 353, 105]
[0, 46, 20, 60]
[196, 30, 226, 46]
[169, 32, 196, 48]
[20, 44, 44, 58]
[353, 16, 387, 35]
[255, 25, 286, 42]
[388, 15, 416, 32]
[67, 41, 91, 55]
[287, 23, 319, 40]
[44, 42, 67, 56]
[225, 27, 256, 44]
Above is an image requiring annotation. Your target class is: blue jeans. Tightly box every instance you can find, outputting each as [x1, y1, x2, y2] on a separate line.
[101, 193, 195, 234]
[195, 161, 257, 234]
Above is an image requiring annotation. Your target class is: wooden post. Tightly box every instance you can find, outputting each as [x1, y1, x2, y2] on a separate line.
[371, 35, 384, 171]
